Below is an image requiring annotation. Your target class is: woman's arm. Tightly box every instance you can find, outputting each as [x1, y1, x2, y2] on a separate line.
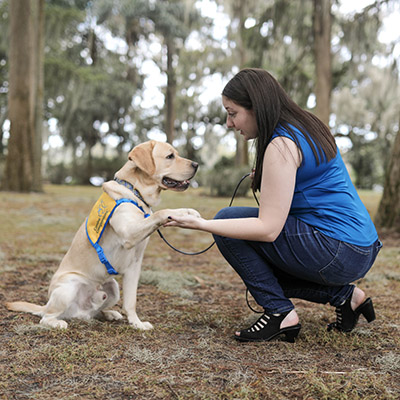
[165, 137, 300, 242]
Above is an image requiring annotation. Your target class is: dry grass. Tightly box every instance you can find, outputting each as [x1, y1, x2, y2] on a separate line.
[0, 185, 399, 399]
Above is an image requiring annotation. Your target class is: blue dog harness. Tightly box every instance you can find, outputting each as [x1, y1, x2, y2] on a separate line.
[85, 190, 150, 275]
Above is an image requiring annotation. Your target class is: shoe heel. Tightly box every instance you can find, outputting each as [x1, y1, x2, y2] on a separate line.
[358, 298, 376, 323]
[284, 325, 301, 343]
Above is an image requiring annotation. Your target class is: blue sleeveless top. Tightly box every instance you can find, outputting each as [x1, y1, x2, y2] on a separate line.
[272, 125, 378, 246]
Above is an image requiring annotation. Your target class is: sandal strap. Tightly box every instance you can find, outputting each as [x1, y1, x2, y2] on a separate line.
[327, 297, 376, 332]
[247, 315, 270, 332]
[236, 311, 301, 342]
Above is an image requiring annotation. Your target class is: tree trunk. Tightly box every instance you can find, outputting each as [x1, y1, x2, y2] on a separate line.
[234, 1, 249, 167]
[165, 37, 176, 144]
[3, 0, 35, 192]
[0, 114, 6, 156]
[31, 0, 45, 192]
[375, 131, 400, 232]
[313, 0, 332, 126]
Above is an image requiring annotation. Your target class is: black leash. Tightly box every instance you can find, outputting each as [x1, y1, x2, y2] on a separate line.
[157, 172, 263, 313]
[156, 173, 257, 255]
[156, 230, 215, 255]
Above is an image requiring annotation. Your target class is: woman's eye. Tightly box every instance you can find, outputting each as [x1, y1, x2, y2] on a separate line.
[228, 113, 236, 118]
[166, 153, 175, 160]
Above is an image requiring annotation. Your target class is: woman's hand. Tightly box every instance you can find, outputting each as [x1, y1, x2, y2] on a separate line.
[163, 213, 205, 230]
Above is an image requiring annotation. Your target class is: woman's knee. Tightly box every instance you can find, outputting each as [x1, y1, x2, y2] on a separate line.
[214, 207, 233, 220]
[214, 206, 258, 220]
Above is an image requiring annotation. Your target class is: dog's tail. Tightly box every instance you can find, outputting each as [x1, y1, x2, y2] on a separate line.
[5, 301, 45, 316]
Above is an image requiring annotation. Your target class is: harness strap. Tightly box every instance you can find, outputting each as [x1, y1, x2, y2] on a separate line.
[115, 197, 151, 218]
[93, 243, 117, 275]
[85, 192, 150, 275]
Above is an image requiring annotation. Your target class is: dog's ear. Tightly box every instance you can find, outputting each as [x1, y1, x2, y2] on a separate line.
[128, 141, 156, 175]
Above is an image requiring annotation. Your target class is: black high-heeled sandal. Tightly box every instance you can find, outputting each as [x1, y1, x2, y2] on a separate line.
[327, 297, 376, 332]
[234, 311, 301, 343]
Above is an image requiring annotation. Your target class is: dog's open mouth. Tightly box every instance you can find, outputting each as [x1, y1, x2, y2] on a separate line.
[162, 177, 191, 191]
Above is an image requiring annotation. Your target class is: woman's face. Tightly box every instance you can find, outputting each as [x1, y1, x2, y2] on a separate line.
[222, 95, 258, 141]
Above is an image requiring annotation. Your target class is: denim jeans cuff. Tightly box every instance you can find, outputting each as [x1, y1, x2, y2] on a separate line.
[332, 284, 355, 307]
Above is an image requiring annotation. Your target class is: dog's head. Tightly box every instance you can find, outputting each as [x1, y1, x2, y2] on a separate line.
[123, 140, 198, 192]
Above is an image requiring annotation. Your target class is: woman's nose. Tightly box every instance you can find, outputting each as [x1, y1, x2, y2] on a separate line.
[226, 116, 234, 129]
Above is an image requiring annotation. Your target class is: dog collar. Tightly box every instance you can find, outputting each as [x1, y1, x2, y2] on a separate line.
[114, 177, 150, 208]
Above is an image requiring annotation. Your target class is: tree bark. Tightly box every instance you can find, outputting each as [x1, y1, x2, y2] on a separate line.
[313, 0, 332, 125]
[234, 0, 248, 167]
[165, 37, 176, 144]
[3, 0, 34, 191]
[375, 131, 400, 232]
[3, 0, 44, 192]
[31, 0, 45, 192]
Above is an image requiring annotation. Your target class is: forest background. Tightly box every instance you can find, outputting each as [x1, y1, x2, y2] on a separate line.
[1, 2, 400, 398]
[0, 0, 399, 231]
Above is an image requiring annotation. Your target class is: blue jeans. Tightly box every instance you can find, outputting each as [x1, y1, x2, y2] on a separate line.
[213, 207, 382, 314]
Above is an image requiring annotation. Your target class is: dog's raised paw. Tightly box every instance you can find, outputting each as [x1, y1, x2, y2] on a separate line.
[177, 208, 200, 218]
[187, 209, 201, 217]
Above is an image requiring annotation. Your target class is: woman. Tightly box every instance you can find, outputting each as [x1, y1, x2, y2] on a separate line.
[165, 68, 382, 343]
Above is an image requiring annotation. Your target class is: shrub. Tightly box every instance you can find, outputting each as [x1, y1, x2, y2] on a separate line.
[208, 156, 252, 197]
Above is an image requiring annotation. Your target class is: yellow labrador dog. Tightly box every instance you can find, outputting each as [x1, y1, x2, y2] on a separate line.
[6, 140, 199, 329]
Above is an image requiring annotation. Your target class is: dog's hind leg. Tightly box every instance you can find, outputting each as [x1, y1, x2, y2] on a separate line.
[98, 279, 123, 321]
[39, 284, 79, 329]
[101, 279, 120, 307]
[102, 310, 124, 321]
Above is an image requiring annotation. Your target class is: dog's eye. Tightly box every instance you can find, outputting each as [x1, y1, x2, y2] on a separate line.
[166, 153, 175, 160]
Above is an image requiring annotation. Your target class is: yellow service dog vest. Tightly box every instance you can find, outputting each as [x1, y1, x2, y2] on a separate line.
[85, 192, 150, 275]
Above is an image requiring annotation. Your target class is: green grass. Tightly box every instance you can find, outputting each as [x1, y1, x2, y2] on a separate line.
[0, 185, 399, 399]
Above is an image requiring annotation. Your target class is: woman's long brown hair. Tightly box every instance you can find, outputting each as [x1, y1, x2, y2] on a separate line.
[222, 68, 337, 192]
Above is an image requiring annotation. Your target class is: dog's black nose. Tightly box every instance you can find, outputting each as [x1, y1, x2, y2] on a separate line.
[192, 162, 199, 171]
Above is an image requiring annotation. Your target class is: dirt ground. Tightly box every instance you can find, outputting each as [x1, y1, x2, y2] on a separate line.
[0, 186, 399, 399]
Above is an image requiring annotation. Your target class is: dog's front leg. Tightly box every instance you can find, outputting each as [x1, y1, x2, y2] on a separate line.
[123, 266, 153, 330]
[110, 207, 200, 250]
